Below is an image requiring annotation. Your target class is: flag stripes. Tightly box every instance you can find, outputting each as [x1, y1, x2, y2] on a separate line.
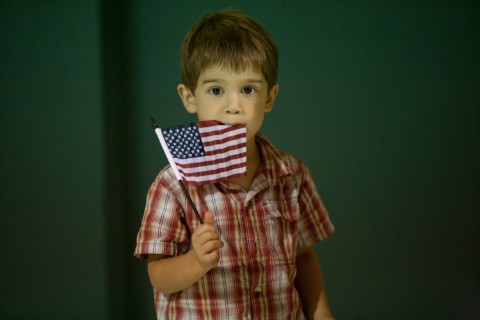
[155, 120, 247, 185]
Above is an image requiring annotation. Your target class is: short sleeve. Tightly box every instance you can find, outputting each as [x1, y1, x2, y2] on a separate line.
[296, 164, 334, 249]
[134, 167, 190, 260]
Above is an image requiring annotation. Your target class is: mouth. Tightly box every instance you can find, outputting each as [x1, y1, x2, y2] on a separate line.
[215, 119, 246, 126]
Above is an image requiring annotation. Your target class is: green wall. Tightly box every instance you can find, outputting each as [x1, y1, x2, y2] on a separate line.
[0, 1, 108, 319]
[1, 1, 478, 319]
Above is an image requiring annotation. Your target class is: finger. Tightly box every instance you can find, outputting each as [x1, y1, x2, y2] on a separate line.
[203, 211, 216, 226]
[202, 249, 221, 266]
[195, 229, 219, 244]
[201, 239, 224, 254]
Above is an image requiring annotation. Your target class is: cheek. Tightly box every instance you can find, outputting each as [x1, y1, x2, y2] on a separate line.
[246, 112, 265, 139]
[195, 106, 216, 121]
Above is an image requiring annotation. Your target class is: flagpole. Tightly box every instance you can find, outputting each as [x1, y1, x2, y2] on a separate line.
[151, 117, 204, 224]
[178, 180, 203, 224]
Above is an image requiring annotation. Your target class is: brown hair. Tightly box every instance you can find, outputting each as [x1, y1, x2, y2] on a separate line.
[180, 9, 278, 91]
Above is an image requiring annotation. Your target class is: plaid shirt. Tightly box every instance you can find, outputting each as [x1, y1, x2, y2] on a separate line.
[134, 134, 334, 319]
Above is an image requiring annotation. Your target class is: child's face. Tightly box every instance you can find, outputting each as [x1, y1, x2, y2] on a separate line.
[178, 65, 278, 142]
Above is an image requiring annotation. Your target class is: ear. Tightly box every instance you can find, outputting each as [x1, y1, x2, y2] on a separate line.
[177, 84, 197, 114]
[265, 84, 279, 112]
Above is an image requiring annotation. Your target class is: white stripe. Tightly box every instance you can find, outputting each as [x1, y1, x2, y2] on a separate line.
[177, 157, 245, 174]
[174, 146, 246, 165]
[197, 124, 240, 133]
[196, 124, 226, 133]
[204, 137, 247, 152]
[199, 127, 247, 142]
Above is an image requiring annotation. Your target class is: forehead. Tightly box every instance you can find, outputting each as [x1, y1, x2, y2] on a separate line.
[198, 65, 266, 83]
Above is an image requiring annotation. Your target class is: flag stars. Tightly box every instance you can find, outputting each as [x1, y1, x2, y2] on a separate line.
[161, 123, 205, 159]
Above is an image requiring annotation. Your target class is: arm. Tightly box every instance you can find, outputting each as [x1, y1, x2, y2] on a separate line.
[294, 247, 335, 320]
[147, 211, 223, 294]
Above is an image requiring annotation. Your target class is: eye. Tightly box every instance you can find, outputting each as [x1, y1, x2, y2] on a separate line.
[208, 87, 223, 95]
[241, 86, 256, 94]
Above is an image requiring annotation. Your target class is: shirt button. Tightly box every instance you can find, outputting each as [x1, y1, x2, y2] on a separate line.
[254, 287, 262, 294]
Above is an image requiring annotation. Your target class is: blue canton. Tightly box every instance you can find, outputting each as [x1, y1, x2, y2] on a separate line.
[161, 123, 205, 159]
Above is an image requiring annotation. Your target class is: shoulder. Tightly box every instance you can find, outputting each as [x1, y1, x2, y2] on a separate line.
[149, 165, 207, 208]
[149, 165, 182, 195]
[278, 148, 306, 171]
[257, 134, 309, 178]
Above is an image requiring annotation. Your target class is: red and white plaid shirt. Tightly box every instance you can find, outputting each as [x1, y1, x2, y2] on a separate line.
[135, 134, 334, 319]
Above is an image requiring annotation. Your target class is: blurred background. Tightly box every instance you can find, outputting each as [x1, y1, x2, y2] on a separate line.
[1, 1, 479, 319]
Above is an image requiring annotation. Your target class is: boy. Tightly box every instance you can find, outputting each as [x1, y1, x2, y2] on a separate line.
[135, 9, 335, 319]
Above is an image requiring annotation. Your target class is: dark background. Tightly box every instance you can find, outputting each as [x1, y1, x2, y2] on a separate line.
[1, 1, 479, 319]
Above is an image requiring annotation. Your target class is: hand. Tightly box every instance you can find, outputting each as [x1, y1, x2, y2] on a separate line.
[191, 211, 224, 271]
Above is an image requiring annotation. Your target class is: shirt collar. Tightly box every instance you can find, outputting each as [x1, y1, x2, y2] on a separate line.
[255, 134, 293, 186]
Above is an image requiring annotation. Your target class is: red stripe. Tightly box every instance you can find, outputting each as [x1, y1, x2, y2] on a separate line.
[199, 124, 245, 136]
[172, 120, 247, 184]
[202, 132, 246, 147]
[197, 120, 244, 131]
[196, 120, 224, 128]
[177, 152, 246, 169]
[178, 158, 246, 176]
[178, 162, 246, 179]
[203, 145, 246, 157]
[204, 143, 246, 157]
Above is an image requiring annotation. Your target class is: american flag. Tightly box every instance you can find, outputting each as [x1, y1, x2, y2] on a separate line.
[154, 120, 247, 185]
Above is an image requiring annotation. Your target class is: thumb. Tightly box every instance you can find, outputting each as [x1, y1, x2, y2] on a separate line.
[203, 211, 215, 226]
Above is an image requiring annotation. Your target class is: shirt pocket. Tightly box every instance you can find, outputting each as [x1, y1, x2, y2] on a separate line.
[262, 199, 300, 265]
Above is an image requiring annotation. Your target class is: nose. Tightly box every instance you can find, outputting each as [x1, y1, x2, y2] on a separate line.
[225, 92, 241, 114]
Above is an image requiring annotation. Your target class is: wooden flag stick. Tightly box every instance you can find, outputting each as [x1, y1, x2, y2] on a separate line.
[178, 180, 203, 224]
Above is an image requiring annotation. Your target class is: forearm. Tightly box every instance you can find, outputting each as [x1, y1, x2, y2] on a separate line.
[295, 247, 334, 320]
[147, 211, 223, 294]
[147, 252, 209, 294]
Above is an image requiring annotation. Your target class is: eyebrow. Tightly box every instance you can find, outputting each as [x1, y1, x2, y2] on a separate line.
[201, 79, 219, 85]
